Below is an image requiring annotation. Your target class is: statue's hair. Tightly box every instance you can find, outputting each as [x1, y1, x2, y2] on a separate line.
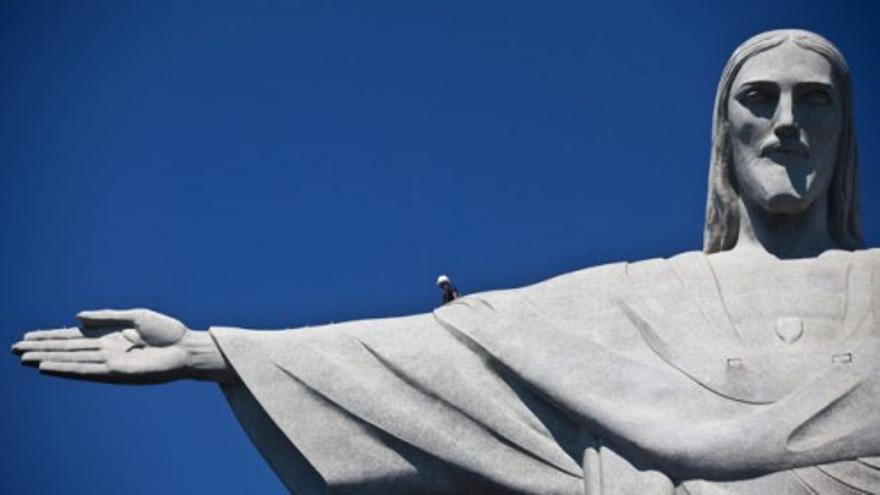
[703, 29, 864, 253]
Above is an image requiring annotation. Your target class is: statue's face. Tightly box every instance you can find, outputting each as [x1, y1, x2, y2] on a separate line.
[727, 42, 842, 215]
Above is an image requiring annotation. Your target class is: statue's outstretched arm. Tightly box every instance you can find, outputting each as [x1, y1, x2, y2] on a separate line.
[11, 309, 235, 384]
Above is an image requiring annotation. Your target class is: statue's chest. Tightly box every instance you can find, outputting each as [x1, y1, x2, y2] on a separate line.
[620, 251, 877, 404]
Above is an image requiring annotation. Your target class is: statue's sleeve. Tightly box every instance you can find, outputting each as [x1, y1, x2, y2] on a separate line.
[209, 253, 880, 493]
[209, 310, 585, 495]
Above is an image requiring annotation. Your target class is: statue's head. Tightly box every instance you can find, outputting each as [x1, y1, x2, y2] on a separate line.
[703, 29, 863, 253]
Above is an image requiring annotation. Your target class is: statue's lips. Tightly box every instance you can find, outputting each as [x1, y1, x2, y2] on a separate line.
[762, 143, 809, 159]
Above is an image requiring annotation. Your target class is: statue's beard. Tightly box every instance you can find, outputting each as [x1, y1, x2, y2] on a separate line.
[734, 155, 825, 216]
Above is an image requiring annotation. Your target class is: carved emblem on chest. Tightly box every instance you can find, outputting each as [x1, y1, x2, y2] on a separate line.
[776, 317, 804, 344]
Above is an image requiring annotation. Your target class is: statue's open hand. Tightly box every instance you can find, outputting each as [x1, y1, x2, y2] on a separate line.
[12, 309, 194, 384]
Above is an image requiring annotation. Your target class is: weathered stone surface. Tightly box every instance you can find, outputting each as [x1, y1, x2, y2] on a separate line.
[213, 248, 880, 493]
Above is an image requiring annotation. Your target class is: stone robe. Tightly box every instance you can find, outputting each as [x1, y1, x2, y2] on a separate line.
[210, 249, 880, 494]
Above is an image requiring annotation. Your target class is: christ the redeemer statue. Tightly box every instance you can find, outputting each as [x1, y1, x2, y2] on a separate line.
[12, 30, 880, 494]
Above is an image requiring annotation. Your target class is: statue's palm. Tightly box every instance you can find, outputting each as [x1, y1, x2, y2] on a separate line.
[13, 309, 190, 383]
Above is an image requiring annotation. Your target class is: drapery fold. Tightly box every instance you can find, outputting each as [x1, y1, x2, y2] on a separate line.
[212, 249, 880, 494]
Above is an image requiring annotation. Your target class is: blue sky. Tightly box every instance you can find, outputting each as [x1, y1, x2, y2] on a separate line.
[2, 1, 878, 493]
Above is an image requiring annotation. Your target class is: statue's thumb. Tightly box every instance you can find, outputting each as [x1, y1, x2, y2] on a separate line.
[134, 312, 188, 347]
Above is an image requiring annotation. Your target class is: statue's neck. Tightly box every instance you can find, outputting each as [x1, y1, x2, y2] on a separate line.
[734, 196, 835, 259]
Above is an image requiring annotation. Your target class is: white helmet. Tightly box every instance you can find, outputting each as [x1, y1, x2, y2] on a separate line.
[436, 274, 450, 286]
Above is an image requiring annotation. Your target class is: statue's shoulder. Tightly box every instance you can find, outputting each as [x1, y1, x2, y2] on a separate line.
[437, 252, 712, 351]
[491, 251, 708, 313]
[453, 247, 880, 316]
[855, 247, 880, 261]
[500, 250, 704, 297]
[838, 247, 880, 276]
[811, 247, 880, 271]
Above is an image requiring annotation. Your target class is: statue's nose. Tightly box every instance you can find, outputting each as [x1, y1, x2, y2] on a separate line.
[773, 92, 798, 140]
[774, 122, 799, 140]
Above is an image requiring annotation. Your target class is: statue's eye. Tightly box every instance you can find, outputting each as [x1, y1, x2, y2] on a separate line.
[803, 89, 832, 105]
[739, 88, 774, 104]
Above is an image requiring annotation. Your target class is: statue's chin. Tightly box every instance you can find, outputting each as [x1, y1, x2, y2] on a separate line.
[738, 162, 814, 216]
[763, 192, 810, 215]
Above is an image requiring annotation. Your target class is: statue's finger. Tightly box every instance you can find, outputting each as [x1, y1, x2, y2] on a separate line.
[23, 328, 84, 341]
[21, 351, 105, 364]
[39, 361, 110, 376]
[77, 309, 146, 327]
[12, 338, 102, 354]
